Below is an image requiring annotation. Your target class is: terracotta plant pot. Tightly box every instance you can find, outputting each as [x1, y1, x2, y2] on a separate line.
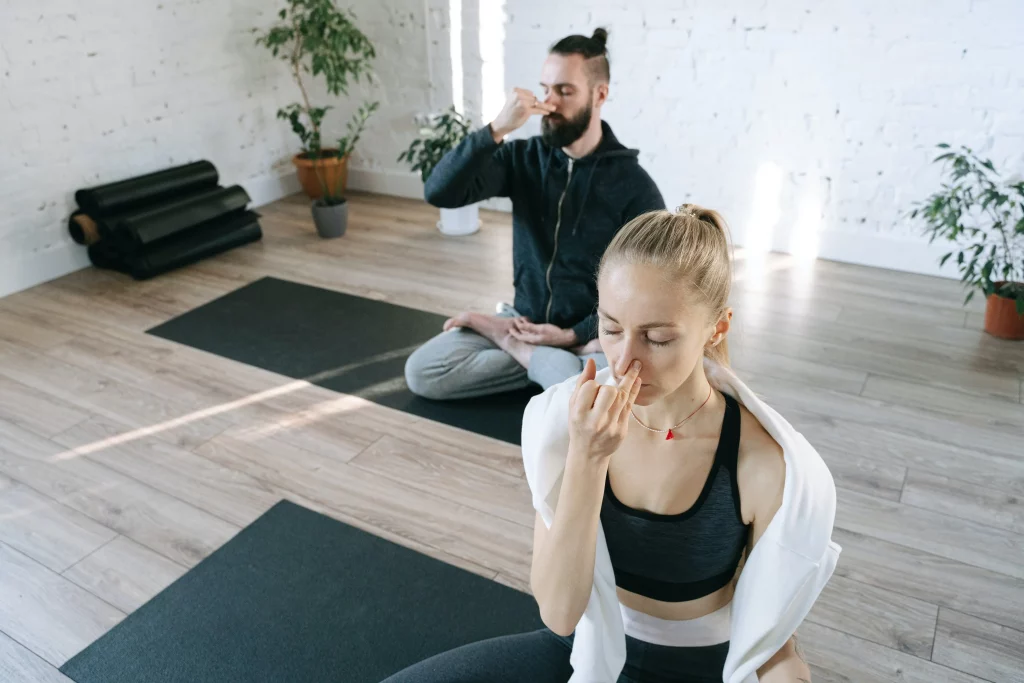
[292, 150, 349, 200]
[983, 282, 1024, 340]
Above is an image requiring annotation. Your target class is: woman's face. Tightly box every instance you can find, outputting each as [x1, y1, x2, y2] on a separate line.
[597, 261, 729, 405]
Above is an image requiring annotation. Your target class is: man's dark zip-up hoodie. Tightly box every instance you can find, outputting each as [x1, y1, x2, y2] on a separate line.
[424, 120, 666, 343]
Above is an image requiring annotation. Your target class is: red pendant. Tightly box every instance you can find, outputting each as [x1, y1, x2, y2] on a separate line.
[665, 429, 674, 441]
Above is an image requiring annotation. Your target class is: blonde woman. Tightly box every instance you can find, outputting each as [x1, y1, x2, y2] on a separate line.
[382, 206, 840, 683]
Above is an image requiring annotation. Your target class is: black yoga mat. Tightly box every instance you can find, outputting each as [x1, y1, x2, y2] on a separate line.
[60, 500, 543, 683]
[74, 160, 219, 215]
[147, 277, 540, 445]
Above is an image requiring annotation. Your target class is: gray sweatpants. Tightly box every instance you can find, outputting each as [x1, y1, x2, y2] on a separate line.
[404, 305, 607, 399]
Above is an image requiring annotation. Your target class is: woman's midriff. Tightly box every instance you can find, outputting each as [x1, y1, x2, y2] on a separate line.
[616, 577, 736, 621]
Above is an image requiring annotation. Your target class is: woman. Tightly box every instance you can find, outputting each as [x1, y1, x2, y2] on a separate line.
[382, 205, 840, 682]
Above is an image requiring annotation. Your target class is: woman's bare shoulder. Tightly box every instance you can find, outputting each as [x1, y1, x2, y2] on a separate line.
[735, 402, 785, 527]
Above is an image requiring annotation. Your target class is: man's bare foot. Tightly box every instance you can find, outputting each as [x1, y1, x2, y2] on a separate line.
[443, 312, 517, 346]
[501, 332, 536, 369]
[571, 338, 603, 356]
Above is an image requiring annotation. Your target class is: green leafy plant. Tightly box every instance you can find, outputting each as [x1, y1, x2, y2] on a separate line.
[398, 107, 472, 182]
[909, 143, 1024, 314]
[255, 0, 378, 203]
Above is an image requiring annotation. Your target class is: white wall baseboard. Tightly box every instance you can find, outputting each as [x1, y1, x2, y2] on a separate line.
[347, 168, 425, 200]
[2, 168, 960, 301]
[808, 230, 959, 279]
[347, 168, 958, 280]
[0, 242, 92, 299]
[240, 170, 302, 208]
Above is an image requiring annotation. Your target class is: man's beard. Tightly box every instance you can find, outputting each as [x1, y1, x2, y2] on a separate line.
[541, 101, 593, 148]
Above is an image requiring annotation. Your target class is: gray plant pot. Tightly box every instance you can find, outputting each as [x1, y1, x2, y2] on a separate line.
[311, 199, 348, 238]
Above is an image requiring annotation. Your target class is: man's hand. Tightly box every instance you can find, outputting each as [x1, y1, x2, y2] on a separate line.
[490, 88, 556, 142]
[509, 318, 577, 348]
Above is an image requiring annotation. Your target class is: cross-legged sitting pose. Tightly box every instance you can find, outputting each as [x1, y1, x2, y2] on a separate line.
[382, 205, 840, 682]
[404, 27, 665, 399]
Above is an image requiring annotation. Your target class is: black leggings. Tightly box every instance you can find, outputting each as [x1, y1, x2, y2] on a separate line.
[379, 628, 729, 683]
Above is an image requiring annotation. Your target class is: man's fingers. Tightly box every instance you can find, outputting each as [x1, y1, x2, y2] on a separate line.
[513, 331, 539, 344]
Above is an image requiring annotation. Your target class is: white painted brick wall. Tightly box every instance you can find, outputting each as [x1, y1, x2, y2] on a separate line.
[352, 0, 1024, 277]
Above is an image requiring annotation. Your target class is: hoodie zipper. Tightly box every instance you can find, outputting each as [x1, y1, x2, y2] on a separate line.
[544, 158, 574, 323]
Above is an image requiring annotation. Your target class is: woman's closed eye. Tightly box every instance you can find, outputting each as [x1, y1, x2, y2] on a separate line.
[600, 328, 675, 347]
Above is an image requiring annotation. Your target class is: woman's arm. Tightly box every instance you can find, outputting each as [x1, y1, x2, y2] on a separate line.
[529, 359, 643, 636]
[530, 457, 608, 636]
[737, 408, 813, 681]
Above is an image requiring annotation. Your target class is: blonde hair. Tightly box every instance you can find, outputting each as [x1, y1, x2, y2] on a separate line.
[598, 203, 733, 366]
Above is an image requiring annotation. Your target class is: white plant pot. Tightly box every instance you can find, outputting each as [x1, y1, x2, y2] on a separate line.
[437, 204, 481, 236]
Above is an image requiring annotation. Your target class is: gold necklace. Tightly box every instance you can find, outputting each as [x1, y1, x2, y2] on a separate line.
[629, 384, 713, 441]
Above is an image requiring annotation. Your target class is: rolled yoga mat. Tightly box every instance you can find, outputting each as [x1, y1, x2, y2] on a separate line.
[70, 161, 261, 279]
[125, 210, 262, 280]
[73, 160, 219, 216]
[103, 185, 252, 247]
[59, 500, 543, 683]
[147, 277, 541, 445]
[70, 185, 234, 246]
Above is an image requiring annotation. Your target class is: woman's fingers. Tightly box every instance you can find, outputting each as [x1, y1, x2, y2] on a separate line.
[617, 360, 641, 391]
[574, 380, 600, 414]
[571, 360, 599, 413]
[592, 384, 618, 415]
[619, 373, 642, 423]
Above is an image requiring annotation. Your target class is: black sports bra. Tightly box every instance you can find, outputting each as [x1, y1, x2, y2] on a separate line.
[599, 393, 750, 602]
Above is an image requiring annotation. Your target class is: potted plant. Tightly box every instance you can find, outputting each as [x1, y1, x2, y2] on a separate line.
[910, 143, 1024, 339]
[301, 100, 377, 237]
[398, 106, 480, 236]
[255, 0, 378, 219]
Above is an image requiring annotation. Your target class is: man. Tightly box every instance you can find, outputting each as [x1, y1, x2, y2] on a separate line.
[405, 27, 665, 399]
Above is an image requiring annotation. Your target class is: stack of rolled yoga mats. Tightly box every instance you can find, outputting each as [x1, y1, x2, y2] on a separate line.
[69, 160, 263, 280]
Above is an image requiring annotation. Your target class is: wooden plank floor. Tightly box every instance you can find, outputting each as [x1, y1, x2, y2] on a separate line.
[0, 192, 1022, 682]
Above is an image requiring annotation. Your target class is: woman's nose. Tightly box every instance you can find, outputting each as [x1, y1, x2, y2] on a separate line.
[614, 352, 636, 378]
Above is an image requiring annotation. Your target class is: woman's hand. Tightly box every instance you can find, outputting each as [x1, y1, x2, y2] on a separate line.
[568, 358, 642, 463]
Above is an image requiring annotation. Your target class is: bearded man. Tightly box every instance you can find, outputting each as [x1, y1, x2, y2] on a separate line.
[406, 27, 665, 398]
